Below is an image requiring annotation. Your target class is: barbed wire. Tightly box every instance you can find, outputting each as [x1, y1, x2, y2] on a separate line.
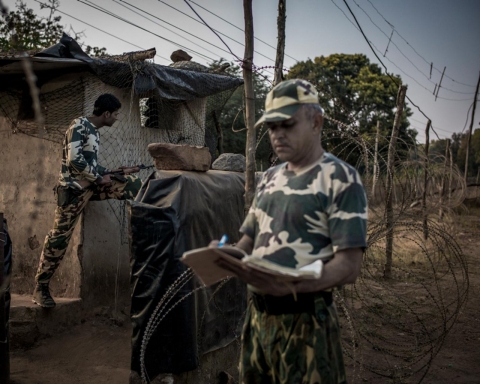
[0, 3, 472, 382]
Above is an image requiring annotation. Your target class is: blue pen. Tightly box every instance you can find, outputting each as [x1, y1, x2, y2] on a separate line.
[218, 234, 228, 248]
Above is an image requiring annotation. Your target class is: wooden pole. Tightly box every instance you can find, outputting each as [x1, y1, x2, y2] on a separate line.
[422, 120, 431, 240]
[435, 66, 446, 101]
[273, 0, 286, 86]
[243, 0, 256, 212]
[476, 168, 480, 199]
[464, 71, 480, 181]
[363, 139, 369, 193]
[384, 85, 407, 279]
[372, 120, 380, 198]
[448, 145, 453, 202]
[439, 139, 450, 219]
[383, 29, 394, 57]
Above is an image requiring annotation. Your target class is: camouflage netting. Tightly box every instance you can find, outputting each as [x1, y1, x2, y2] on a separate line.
[0, 35, 243, 152]
[0, 37, 243, 240]
[0, 67, 241, 157]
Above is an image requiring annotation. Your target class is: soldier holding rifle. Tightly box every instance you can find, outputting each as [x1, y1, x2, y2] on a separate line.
[33, 94, 143, 308]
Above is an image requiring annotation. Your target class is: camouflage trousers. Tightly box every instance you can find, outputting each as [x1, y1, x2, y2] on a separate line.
[239, 294, 347, 384]
[35, 175, 142, 284]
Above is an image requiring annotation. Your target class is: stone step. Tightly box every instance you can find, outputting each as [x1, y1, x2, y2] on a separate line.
[9, 294, 83, 348]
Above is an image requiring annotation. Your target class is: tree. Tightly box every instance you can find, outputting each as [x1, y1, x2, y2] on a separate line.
[0, 0, 106, 56]
[457, 129, 480, 178]
[286, 54, 415, 167]
[209, 59, 272, 169]
[471, 129, 480, 166]
[430, 129, 480, 179]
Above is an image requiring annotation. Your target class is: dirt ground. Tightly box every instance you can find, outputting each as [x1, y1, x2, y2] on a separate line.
[420, 207, 480, 384]
[8, 203, 480, 384]
[9, 317, 132, 384]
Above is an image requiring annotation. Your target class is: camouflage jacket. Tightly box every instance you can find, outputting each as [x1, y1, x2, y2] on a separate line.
[240, 152, 368, 269]
[58, 117, 109, 188]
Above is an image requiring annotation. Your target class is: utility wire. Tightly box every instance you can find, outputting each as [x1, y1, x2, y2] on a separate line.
[351, 0, 474, 95]
[331, 0, 470, 102]
[77, 0, 216, 62]
[34, 0, 170, 62]
[81, 0, 274, 77]
[183, 0, 241, 62]
[117, 0, 250, 60]
[183, 0, 274, 84]
[380, 56, 471, 101]
[410, 125, 450, 138]
[410, 124, 451, 135]
[412, 100, 476, 137]
[186, 0, 299, 62]
[365, 0, 476, 89]
[339, 0, 441, 140]
[156, 0, 276, 63]
[84, 0, 215, 58]
[112, 0, 236, 60]
[409, 117, 451, 134]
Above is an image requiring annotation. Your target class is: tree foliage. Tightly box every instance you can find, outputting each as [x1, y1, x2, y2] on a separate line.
[209, 59, 272, 168]
[0, 0, 106, 56]
[430, 129, 480, 177]
[286, 53, 416, 166]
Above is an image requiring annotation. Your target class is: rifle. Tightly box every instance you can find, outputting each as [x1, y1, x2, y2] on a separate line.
[71, 164, 155, 189]
[106, 164, 155, 183]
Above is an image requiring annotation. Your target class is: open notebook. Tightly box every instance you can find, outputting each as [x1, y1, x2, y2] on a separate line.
[181, 245, 323, 287]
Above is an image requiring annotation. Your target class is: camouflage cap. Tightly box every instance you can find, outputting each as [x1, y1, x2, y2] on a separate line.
[255, 79, 323, 128]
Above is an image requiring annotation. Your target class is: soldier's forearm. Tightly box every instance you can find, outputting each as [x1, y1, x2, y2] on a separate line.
[295, 248, 363, 293]
[236, 234, 254, 255]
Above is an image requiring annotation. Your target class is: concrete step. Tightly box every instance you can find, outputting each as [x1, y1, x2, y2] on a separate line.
[9, 294, 83, 348]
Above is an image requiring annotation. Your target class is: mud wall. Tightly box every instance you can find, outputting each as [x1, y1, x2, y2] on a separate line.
[0, 121, 82, 298]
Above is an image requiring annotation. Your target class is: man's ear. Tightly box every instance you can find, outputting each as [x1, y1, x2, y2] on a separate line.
[103, 111, 111, 119]
[313, 114, 323, 134]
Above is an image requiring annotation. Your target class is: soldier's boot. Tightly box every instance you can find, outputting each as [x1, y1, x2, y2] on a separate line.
[32, 283, 56, 308]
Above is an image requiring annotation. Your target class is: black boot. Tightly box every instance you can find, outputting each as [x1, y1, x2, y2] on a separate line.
[32, 283, 56, 308]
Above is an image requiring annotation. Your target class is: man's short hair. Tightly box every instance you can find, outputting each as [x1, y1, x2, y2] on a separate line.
[92, 94, 121, 116]
[302, 103, 324, 122]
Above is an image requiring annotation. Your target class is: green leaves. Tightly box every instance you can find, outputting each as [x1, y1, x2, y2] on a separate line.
[209, 59, 273, 167]
[0, 0, 61, 51]
[287, 53, 415, 165]
[0, 1, 106, 56]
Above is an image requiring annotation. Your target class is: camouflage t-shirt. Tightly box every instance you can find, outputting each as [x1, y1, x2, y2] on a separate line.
[240, 152, 368, 269]
[58, 117, 109, 188]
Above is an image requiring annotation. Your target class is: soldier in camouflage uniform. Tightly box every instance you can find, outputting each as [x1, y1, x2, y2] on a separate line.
[33, 94, 142, 308]
[213, 80, 368, 383]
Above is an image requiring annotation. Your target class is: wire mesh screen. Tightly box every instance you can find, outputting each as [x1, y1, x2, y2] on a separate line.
[0, 59, 241, 244]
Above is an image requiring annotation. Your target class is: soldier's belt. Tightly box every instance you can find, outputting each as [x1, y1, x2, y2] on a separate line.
[251, 291, 332, 315]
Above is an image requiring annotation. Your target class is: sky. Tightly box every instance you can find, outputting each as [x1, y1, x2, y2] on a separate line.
[5, 0, 480, 143]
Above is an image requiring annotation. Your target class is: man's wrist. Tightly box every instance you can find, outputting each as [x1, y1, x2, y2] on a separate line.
[93, 176, 103, 184]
